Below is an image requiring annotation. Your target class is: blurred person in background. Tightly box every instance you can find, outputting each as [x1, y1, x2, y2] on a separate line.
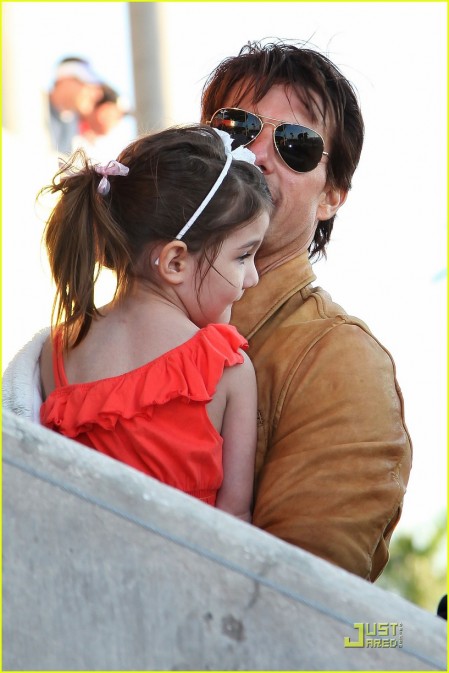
[46, 56, 102, 155]
[74, 83, 132, 160]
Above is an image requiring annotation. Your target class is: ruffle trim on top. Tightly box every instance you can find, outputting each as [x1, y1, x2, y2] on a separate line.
[40, 323, 247, 437]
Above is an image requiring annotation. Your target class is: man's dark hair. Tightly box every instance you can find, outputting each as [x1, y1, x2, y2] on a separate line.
[201, 40, 365, 259]
[58, 56, 90, 66]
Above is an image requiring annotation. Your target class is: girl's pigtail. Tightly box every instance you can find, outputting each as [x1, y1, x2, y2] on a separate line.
[90, 163, 132, 313]
[41, 151, 130, 348]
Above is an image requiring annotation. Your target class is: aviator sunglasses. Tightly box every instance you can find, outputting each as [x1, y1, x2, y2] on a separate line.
[208, 107, 329, 174]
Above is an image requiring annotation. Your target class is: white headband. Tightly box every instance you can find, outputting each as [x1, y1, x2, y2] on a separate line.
[55, 61, 99, 85]
[173, 129, 258, 241]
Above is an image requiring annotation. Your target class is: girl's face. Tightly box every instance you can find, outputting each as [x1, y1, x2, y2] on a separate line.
[187, 211, 270, 327]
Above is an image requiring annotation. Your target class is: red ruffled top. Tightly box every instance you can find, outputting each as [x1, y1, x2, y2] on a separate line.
[40, 323, 248, 505]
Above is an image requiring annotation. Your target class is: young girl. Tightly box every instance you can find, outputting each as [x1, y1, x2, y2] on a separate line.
[39, 125, 272, 522]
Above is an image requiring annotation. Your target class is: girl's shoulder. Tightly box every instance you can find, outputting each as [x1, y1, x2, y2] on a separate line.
[198, 323, 248, 353]
[40, 323, 249, 436]
[45, 322, 247, 395]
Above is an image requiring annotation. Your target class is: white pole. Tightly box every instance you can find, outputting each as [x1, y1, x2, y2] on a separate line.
[127, 3, 171, 135]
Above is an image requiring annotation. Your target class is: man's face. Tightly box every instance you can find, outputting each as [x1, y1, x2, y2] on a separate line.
[222, 84, 333, 267]
[57, 78, 102, 116]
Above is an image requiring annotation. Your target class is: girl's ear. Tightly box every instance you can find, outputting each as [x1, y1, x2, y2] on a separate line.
[155, 241, 190, 285]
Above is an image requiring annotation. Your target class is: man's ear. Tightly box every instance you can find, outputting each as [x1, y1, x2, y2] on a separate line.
[155, 240, 190, 285]
[317, 185, 348, 221]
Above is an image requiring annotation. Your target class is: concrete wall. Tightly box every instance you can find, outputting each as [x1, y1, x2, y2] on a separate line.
[3, 409, 447, 671]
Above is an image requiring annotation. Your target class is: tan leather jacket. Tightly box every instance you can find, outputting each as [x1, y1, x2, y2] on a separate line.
[231, 253, 412, 581]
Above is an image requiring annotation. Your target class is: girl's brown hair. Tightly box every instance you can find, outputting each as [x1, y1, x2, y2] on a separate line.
[42, 125, 272, 347]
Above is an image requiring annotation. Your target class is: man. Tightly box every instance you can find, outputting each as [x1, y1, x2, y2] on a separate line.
[47, 57, 102, 155]
[201, 41, 412, 582]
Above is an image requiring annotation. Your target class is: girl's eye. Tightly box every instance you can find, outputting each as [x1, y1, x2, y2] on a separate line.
[238, 252, 251, 262]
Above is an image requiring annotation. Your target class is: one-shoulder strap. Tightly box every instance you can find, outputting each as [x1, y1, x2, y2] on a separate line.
[52, 330, 69, 388]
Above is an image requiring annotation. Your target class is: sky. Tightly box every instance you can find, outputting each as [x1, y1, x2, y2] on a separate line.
[2, 1, 447, 542]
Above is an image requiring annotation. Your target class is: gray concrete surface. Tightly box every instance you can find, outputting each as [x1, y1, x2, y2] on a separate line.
[2, 409, 447, 671]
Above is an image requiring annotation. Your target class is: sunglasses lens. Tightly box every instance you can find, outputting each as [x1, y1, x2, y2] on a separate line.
[210, 109, 261, 150]
[210, 109, 325, 173]
[274, 124, 324, 172]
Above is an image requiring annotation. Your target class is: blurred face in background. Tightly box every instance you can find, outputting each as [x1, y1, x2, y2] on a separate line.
[74, 81, 103, 116]
[53, 78, 102, 116]
[87, 101, 124, 135]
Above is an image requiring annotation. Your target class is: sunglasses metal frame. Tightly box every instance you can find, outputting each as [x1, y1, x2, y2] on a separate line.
[208, 107, 329, 174]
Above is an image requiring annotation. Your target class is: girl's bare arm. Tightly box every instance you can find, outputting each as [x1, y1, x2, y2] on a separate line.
[215, 351, 257, 522]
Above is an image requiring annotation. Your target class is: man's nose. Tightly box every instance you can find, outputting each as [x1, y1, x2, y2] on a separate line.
[247, 124, 274, 173]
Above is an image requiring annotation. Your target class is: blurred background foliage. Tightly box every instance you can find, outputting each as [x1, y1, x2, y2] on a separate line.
[377, 512, 447, 614]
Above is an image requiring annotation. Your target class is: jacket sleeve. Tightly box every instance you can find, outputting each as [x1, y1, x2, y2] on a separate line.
[252, 322, 412, 581]
[2, 327, 50, 423]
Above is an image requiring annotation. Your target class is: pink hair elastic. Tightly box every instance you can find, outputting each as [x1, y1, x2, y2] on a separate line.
[94, 160, 129, 195]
